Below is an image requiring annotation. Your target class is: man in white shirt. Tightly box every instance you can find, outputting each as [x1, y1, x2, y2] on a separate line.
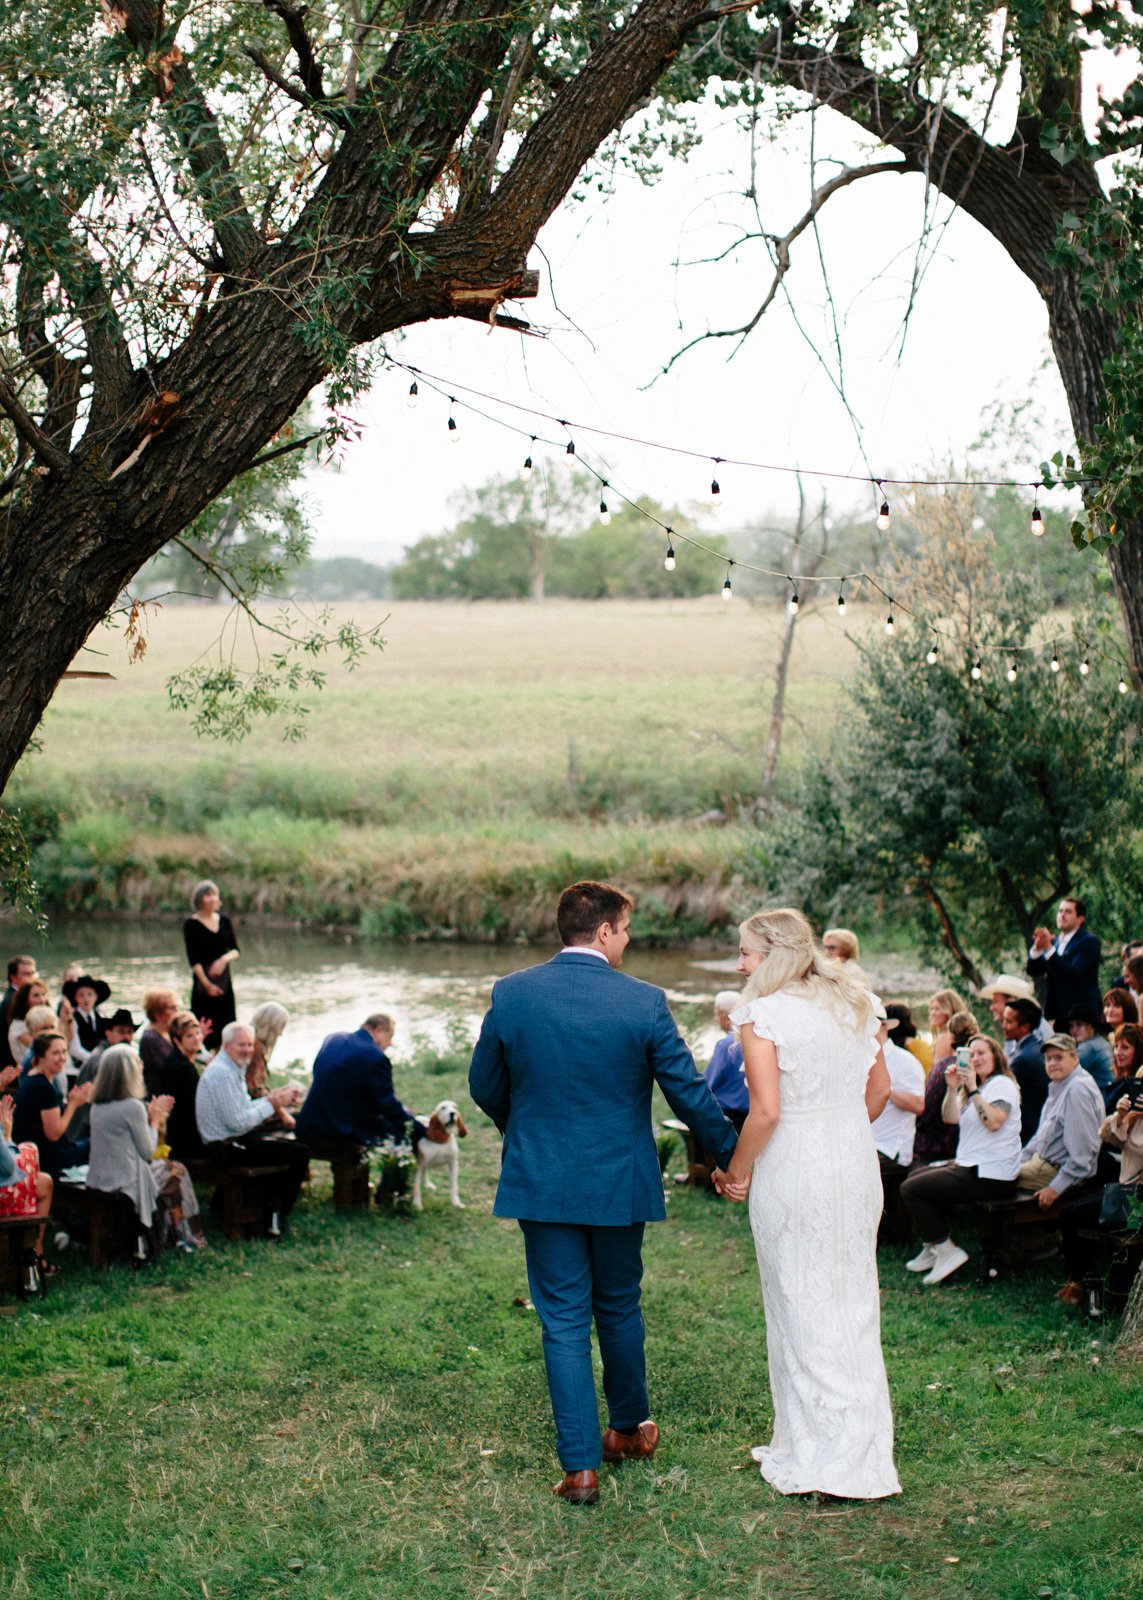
[870, 1007, 925, 1240]
[197, 1022, 309, 1238]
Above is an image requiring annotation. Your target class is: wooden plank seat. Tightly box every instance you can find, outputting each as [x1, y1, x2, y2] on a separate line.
[972, 1180, 1100, 1281]
[0, 1215, 44, 1298]
[52, 1182, 143, 1268]
[660, 1118, 714, 1190]
[183, 1157, 291, 1240]
[303, 1141, 371, 1209]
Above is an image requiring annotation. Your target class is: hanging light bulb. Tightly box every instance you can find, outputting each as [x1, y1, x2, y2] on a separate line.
[1006, 661, 1018, 683]
[884, 603, 895, 636]
[598, 490, 611, 526]
[788, 585, 800, 616]
[1119, 677, 1129, 695]
[837, 586, 847, 618]
[447, 412, 459, 442]
[520, 437, 535, 479]
[1050, 651, 1060, 673]
[1030, 501, 1044, 536]
[406, 380, 419, 408]
[664, 538, 676, 572]
[722, 566, 733, 601]
[710, 463, 722, 506]
[876, 483, 890, 532]
[925, 643, 938, 666]
[971, 658, 983, 681]
[1079, 656, 1090, 676]
[564, 439, 576, 468]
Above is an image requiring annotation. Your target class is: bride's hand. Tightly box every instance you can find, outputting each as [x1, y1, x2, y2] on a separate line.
[714, 1167, 751, 1202]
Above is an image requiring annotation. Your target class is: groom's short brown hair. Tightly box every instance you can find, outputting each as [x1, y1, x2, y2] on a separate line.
[557, 881, 634, 946]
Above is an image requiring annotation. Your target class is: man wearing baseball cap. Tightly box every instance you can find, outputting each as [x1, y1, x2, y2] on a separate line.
[1016, 1033, 1104, 1209]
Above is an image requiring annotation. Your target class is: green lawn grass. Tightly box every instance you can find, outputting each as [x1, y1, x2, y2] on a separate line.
[3, 1054, 1139, 1600]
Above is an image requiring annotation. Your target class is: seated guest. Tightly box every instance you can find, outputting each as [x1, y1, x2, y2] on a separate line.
[248, 1002, 290, 1098]
[913, 1009, 976, 1166]
[822, 928, 860, 962]
[1066, 1003, 1113, 1089]
[1016, 1033, 1104, 1208]
[1058, 1072, 1143, 1304]
[1105, 1024, 1143, 1116]
[885, 1001, 931, 1075]
[196, 1022, 308, 1238]
[61, 974, 111, 1061]
[296, 1012, 416, 1152]
[1127, 955, 1143, 1007]
[8, 979, 55, 1067]
[703, 991, 748, 1131]
[1001, 997, 1049, 1142]
[927, 988, 966, 1065]
[871, 1006, 925, 1239]
[138, 989, 180, 1081]
[1102, 987, 1138, 1032]
[68, 1008, 139, 1144]
[87, 1045, 205, 1254]
[20, 1005, 66, 1080]
[0, 1091, 55, 1272]
[900, 1035, 1022, 1284]
[0, 954, 37, 1072]
[152, 1011, 208, 1160]
[980, 974, 1048, 1057]
[11, 1032, 94, 1176]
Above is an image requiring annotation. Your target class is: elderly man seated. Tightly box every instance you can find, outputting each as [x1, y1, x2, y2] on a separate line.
[196, 1021, 309, 1239]
[703, 991, 748, 1132]
[1017, 1032, 1105, 1211]
[296, 1012, 418, 1155]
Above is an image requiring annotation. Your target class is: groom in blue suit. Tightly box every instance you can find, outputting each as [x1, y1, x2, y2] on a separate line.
[469, 881, 739, 1505]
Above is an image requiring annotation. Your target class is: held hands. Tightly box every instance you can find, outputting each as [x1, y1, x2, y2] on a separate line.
[69, 1081, 95, 1106]
[148, 1094, 175, 1125]
[207, 956, 230, 980]
[0, 1063, 18, 1093]
[713, 1167, 751, 1202]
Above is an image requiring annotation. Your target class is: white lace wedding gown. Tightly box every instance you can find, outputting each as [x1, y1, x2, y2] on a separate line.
[731, 988, 901, 1499]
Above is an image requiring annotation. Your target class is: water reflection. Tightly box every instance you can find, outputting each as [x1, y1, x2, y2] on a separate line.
[16, 921, 939, 1071]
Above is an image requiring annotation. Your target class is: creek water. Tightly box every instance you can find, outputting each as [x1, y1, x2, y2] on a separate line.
[20, 919, 942, 1073]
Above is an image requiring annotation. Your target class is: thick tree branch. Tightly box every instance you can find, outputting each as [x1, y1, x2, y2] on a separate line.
[0, 368, 72, 472]
[243, 45, 349, 126]
[262, 0, 329, 103]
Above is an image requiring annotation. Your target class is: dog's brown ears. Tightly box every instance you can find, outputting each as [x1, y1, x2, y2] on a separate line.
[456, 1113, 468, 1138]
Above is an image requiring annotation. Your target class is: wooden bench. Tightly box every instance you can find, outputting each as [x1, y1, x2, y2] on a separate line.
[303, 1141, 371, 1209]
[661, 1119, 715, 1190]
[1077, 1227, 1143, 1315]
[973, 1181, 1100, 1281]
[183, 1158, 292, 1240]
[52, 1183, 143, 1268]
[0, 1215, 43, 1298]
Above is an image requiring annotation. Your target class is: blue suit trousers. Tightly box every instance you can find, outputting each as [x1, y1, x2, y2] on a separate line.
[519, 1220, 649, 1471]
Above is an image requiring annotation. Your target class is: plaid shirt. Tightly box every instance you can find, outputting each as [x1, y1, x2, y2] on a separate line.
[195, 1048, 275, 1144]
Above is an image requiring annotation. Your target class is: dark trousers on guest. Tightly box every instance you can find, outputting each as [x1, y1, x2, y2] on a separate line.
[1060, 1190, 1106, 1282]
[203, 1134, 310, 1217]
[899, 1163, 1016, 1243]
[877, 1151, 912, 1242]
[519, 1220, 648, 1472]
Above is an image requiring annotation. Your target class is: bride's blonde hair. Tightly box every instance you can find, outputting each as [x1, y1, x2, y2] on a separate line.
[737, 908, 875, 1032]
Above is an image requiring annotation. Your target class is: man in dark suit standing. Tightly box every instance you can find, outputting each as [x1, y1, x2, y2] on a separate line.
[469, 881, 739, 1506]
[1026, 896, 1103, 1027]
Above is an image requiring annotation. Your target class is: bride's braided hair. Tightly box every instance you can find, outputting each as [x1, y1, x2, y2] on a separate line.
[736, 907, 876, 1032]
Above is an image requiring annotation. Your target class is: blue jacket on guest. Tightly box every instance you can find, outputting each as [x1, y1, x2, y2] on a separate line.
[296, 1027, 411, 1147]
[468, 950, 738, 1226]
[704, 1033, 749, 1114]
[1026, 926, 1103, 1025]
[1009, 1032, 1049, 1145]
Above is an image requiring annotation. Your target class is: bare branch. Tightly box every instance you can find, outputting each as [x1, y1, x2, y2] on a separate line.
[244, 44, 349, 126]
[241, 429, 325, 472]
[263, 0, 329, 103]
[0, 367, 72, 472]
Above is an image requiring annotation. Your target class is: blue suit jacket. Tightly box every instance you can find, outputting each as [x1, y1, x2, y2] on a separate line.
[296, 1027, 410, 1146]
[1026, 926, 1102, 1024]
[468, 951, 738, 1225]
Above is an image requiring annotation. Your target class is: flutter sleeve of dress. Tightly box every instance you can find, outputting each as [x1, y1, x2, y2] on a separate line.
[730, 996, 788, 1061]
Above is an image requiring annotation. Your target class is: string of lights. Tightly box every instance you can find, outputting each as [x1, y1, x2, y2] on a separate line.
[389, 359, 1129, 685]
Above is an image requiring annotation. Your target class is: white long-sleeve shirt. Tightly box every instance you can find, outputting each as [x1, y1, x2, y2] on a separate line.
[195, 1049, 276, 1144]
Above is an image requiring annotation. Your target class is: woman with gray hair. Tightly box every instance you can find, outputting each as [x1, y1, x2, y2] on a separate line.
[87, 1045, 206, 1255]
[183, 879, 240, 1045]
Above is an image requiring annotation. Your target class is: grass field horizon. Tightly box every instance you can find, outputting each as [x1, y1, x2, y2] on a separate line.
[6, 598, 871, 939]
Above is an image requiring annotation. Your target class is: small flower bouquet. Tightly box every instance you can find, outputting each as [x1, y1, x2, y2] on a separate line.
[373, 1138, 415, 1208]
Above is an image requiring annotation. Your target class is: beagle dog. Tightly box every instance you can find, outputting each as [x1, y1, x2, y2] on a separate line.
[412, 1099, 468, 1211]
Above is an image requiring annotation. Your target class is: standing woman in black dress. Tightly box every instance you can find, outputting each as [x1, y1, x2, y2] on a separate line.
[184, 881, 240, 1044]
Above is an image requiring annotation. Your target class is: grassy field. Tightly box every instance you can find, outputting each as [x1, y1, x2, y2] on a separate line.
[2, 1042, 1139, 1600]
[7, 599, 865, 936]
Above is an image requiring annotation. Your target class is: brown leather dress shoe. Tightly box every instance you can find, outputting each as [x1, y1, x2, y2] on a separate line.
[552, 1469, 599, 1505]
[601, 1421, 660, 1462]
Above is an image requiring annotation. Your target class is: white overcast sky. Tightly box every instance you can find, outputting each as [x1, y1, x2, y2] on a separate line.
[299, 54, 1131, 570]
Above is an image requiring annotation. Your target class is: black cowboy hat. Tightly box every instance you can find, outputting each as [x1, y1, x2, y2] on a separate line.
[62, 974, 112, 1007]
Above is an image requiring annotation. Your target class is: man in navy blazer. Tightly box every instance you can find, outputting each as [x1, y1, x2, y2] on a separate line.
[1026, 897, 1103, 1028]
[296, 1013, 414, 1148]
[469, 881, 739, 1506]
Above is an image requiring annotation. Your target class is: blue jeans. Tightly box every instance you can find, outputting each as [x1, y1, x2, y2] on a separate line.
[519, 1220, 649, 1471]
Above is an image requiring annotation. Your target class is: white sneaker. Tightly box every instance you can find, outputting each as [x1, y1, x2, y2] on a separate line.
[922, 1241, 970, 1285]
[905, 1243, 937, 1273]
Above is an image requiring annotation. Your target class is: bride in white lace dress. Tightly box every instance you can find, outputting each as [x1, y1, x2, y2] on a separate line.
[723, 908, 901, 1499]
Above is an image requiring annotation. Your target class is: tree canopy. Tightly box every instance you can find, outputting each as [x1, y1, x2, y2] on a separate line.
[4, 1, 1143, 804]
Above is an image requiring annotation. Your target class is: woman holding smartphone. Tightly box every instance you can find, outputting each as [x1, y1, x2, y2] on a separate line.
[899, 1034, 1022, 1285]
